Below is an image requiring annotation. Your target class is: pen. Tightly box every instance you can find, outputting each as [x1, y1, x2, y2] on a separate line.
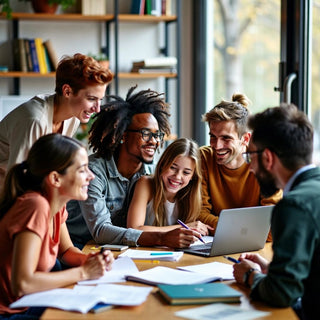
[177, 219, 205, 244]
[100, 247, 106, 255]
[150, 252, 174, 256]
[223, 256, 240, 264]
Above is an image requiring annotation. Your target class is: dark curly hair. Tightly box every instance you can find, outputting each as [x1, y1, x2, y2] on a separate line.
[89, 85, 171, 159]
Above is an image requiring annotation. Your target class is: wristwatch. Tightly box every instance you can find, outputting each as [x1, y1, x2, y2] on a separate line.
[243, 268, 258, 287]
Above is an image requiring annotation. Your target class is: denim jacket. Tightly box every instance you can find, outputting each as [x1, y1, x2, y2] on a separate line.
[67, 153, 154, 246]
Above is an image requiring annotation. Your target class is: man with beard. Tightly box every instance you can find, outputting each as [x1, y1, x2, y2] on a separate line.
[66, 86, 203, 249]
[198, 94, 282, 237]
[233, 104, 320, 320]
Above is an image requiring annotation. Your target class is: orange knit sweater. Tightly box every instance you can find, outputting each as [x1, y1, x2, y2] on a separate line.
[198, 146, 283, 241]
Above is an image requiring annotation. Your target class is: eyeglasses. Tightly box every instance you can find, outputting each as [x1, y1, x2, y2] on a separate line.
[242, 150, 264, 164]
[127, 129, 165, 142]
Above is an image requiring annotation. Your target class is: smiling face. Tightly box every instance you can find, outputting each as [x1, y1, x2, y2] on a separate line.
[161, 155, 195, 202]
[209, 120, 249, 169]
[58, 147, 95, 201]
[68, 84, 107, 123]
[124, 113, 161, 164]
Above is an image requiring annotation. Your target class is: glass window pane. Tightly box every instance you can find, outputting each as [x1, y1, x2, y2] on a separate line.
[311, 2, 320, 164]
[212, 0, 280, 114]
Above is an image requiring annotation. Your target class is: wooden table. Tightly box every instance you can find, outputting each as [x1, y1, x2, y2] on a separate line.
[41, 243, 298, 319]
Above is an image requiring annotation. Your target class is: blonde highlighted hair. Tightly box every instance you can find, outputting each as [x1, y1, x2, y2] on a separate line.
[151, 138, 202, 226]
[202, 93, 251, 137]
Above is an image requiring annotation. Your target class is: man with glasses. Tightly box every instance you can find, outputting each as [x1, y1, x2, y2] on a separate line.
[66, 86, 201, 248]
[233, 104, 319, 320]
[198, 94, 282, 235]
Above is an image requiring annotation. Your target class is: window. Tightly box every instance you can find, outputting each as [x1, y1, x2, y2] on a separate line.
[212, 0, 280, 114]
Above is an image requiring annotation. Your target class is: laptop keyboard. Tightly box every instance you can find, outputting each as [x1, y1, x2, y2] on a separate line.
[191, 243, 212, 253]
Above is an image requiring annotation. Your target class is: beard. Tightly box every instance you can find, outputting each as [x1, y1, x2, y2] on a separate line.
[255, 157, 279, 197]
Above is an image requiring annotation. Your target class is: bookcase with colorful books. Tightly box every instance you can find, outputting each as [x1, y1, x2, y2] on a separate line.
[13, 38, 58, 73]
[0, 0, 181, 135]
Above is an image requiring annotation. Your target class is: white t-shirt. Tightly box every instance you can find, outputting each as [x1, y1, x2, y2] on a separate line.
[145, 199, 178, 226]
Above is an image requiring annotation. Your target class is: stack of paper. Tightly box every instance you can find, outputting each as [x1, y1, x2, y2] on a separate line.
[10, 284, 152, 314]
[125, 266, 221, 286]
[118, 249, 183, 261]
[177, 262, 234, 280]
[78, 256, 139, 285]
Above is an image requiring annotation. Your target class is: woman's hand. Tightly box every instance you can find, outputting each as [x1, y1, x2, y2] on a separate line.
[186, 220, 214, 236]
[161, 228, 200, 248]
[81, 250, 114, 280]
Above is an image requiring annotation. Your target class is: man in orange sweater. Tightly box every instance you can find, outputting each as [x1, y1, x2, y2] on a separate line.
[198, 93, 282, 239]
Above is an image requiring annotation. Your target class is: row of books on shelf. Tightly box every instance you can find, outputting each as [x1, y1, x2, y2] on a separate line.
[131, 56, 177, 74]
[131, 0, 172, 16]
[13, 38, 58, 73]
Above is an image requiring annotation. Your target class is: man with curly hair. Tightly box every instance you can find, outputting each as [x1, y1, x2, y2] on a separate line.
[67, 86, 201, 248]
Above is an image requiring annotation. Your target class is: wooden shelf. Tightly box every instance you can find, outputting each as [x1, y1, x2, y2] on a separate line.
[0, 12, 176, 23]
[0, 72, 56, 78]
[0, 72, 177, 79]
[1, 12, 114, 21]
[117, 14, 177, 22]
[118, 72, 177, 79]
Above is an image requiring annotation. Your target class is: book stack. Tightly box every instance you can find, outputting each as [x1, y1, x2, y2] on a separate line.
[131, 0, 172, 16]
[131, 56, 177, 74]
[81, 0, 107, 15]
[12, 38, 58, 73]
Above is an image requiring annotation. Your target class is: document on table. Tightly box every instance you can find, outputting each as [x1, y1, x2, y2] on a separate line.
[190, 235, 214, 246]
[78, 256, 138, 285]
[175, 303, 270, 320]
[125, 266, 221, 285]
[177, 261, 234, 280]
[10, 284, 152, 314]
[119, 249, 183, 261]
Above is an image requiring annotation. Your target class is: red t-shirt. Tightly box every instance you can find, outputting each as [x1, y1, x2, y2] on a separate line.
[0, 192, 68, 314]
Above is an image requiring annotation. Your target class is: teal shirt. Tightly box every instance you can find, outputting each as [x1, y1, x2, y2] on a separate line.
[251, 167, 320, 318]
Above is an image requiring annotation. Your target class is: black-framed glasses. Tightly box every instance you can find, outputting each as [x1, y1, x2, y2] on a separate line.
[242, 150, 264, 164]
[127, 129, 165, 142]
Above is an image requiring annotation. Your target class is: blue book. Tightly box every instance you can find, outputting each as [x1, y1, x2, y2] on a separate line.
[157, 283, 242, 305]
[131, 0, 144, 14]
[28, 39, 40, 72]
[89, 303, 113, 313]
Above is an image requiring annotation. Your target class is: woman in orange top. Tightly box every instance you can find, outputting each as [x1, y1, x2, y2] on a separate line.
[0, 134, 114, 319]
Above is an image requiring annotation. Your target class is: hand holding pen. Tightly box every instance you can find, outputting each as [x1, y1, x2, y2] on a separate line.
[99, 247, 114, 271]
[223, 255, 240, 264]
[177, 219, 205, 244]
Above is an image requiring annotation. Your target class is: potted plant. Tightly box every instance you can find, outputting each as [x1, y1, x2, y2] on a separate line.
[88, 48, 109, 70]
[0, 0, 76, 18]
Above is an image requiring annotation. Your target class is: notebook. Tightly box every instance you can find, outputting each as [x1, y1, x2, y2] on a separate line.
[179, 206, 274, 257]
[157, 283, 242, 305]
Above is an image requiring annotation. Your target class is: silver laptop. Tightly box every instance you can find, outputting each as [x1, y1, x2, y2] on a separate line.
[179, 206, 274, 257]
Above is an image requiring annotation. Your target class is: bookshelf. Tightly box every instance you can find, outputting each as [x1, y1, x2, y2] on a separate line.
[0, 0, 181, 134]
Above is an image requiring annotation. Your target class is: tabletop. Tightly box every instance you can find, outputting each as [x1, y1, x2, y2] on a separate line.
[41, 242, 298, 320]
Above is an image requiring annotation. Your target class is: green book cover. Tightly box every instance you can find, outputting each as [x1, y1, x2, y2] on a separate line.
[157, 283, 242, 305]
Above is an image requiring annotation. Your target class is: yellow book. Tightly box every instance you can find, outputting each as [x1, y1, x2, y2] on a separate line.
[34, 38, 47, 74]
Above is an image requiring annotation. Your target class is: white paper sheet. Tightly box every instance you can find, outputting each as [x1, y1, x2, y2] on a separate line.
[10, 284, 152, 313]
[126, 266, 221, 285]
[118, 249, 183, 261]
[175, 303, 270, 320]
[190, 235, 214, 246]
[177, 261, 234, 280]
[78, 256, 138, 285]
